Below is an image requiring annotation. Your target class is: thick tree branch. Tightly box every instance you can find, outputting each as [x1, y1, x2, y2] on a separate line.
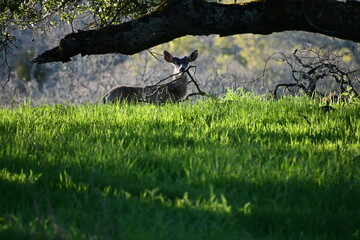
[32, 0, 360, 64]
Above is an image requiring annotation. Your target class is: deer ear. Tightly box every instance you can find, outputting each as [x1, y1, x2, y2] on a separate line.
[188, 50, 198, 62]
[164, 50, 173, 63]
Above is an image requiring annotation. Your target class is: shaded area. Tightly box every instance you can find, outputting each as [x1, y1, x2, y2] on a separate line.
[1, 154, 359, 240]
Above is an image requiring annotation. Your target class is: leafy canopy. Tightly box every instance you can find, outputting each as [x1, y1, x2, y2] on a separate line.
[0, 0, 163, 53]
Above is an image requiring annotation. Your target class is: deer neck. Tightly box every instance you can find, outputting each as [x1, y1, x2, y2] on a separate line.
[172, 70, 187, 87]
[168, 70, 187, 100]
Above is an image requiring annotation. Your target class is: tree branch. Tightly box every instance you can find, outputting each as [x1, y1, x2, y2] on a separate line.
[185, 67, 215, 99]
[32, 0, 360, 64]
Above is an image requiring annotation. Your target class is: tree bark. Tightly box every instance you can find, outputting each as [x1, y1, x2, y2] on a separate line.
[32, 0, 360, 64]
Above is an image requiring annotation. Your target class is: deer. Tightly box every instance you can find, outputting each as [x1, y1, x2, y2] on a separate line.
[103, 50, 198, 104]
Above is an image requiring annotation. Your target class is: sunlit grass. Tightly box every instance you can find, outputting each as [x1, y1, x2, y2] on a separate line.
[0, 93, 359, 239]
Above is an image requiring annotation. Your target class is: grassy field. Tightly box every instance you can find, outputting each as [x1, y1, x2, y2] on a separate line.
[1, 93, 359, 240]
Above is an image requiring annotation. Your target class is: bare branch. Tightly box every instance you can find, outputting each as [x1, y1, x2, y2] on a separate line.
[185, 67, 215, 99]
[271, 46, 360, 99]
[147, 50, 164, 63]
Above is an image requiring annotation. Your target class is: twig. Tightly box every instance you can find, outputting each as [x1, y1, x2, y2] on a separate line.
[2, 72, 11, 92]
[143, 65, 215, 101]
[185, 67, 215, 98]
[182, 92, 207, 101]
[147, 49, 164, 63]
[142, 71, 187, 98]
[1, 57, 11, 92]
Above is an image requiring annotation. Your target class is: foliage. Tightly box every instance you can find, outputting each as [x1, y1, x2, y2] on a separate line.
[1, 94, 359, 239]
[0, 0, 164, 72]
[1, 0, 164, 29]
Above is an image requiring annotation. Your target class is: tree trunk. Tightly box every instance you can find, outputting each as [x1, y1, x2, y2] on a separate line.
[32, 0, 360, 64]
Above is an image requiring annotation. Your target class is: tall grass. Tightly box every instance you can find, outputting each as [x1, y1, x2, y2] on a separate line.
[1, 93, 359, 240]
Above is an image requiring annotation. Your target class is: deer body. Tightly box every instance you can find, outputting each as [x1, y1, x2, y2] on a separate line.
[103, 50, 198, 104]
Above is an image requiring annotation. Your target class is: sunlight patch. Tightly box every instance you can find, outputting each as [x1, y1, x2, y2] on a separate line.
[0, 169, 41, 184]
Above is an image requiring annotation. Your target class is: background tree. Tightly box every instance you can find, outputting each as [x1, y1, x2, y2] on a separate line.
[1, 0, 360, 105]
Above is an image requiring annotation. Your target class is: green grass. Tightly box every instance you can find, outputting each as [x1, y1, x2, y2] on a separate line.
[1, 93, 359, 240]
